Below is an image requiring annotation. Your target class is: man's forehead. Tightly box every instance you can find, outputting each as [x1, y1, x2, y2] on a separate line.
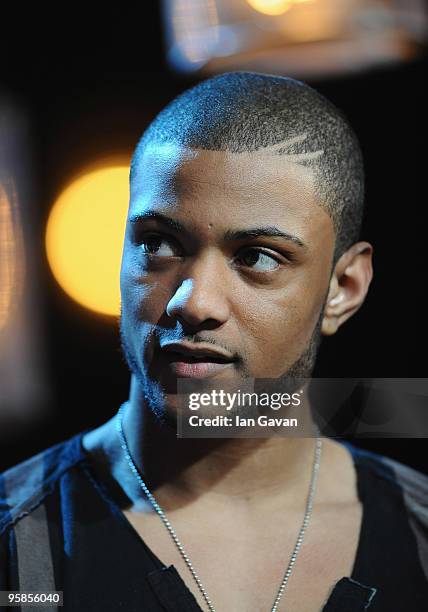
[128, 141, 334, 251]
[131, 140, 320, 203]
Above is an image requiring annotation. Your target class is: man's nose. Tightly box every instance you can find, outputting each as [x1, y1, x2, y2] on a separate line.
[166, 253, 230, 328]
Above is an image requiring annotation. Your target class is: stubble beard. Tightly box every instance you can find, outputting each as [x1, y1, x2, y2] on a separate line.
[118, 308, 324, 426]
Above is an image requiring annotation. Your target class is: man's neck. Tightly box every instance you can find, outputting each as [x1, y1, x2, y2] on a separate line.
[83, 376, 358, 515]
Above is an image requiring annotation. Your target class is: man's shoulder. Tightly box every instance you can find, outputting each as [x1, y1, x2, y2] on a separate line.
[344, 441, 428, 530]
[376, 450, 428, 529]
[0, 431, 88, 537]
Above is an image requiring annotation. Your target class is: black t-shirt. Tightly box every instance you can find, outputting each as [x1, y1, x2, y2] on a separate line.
[1, 430, 428, 611]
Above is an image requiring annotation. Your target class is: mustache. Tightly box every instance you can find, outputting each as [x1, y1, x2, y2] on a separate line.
[119, 312, 242, 364]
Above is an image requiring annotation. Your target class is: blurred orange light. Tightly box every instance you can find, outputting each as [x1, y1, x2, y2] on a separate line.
[247, 0, 311, 16]
[164, 0, 425, 78]
[45, 162, 129, 317]
[247, 0, 293, 15]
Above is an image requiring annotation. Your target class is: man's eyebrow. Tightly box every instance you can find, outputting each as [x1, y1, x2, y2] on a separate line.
[129, 211, 184, 233]
[129, 211, 306, 250]
[224, 227, 307, 249]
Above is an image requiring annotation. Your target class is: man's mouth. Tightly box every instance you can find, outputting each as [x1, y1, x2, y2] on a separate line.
[160, 341, 237, 378]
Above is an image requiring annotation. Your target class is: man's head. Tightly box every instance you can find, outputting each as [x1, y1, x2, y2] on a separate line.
[120, 71, 373, 420]
[131, 71, 365, 264]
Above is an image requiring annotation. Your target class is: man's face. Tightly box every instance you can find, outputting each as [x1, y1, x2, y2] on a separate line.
[120, 141, 335, 418]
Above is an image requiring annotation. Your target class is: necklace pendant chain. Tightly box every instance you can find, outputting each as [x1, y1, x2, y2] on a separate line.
[116, 402, 322, 612]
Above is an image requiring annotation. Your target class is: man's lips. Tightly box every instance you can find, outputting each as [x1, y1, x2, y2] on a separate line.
[160, 341, 237, 378]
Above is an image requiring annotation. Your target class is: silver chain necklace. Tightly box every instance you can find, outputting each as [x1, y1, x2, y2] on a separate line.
[116, 402, 322, 612]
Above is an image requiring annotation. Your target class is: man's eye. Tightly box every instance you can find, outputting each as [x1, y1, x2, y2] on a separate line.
[141, 234, 177, 256]
[235, 248, 281, 272]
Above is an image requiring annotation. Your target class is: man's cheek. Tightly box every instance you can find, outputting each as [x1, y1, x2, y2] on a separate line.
[124, 282, 172, 323]
[248, 303, 308, 374]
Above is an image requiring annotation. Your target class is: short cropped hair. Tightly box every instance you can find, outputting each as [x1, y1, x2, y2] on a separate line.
[130, 71, 365, 265]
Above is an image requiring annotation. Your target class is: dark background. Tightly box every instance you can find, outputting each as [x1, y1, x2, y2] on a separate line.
[0, 5, 427, 473]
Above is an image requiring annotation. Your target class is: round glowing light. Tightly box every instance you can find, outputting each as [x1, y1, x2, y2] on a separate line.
[45, 163, 129, 317]
[246, 0, 293, 16]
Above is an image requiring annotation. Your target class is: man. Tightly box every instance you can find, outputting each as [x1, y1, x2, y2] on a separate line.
[1, 72, 427, 611]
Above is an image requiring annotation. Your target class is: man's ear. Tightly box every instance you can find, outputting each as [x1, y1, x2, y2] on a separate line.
[321, 241, 373, 336]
